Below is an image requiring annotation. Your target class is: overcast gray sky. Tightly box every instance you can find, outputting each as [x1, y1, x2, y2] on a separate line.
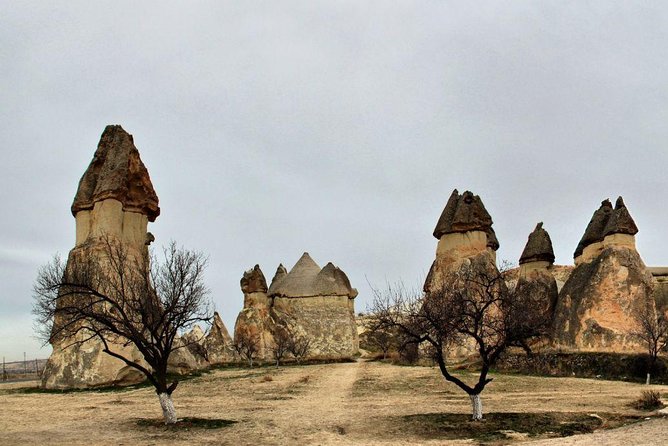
[2, 1, 667, 362]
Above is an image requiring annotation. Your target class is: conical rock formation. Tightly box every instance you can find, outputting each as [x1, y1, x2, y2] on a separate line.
[42, 125, 159, 389]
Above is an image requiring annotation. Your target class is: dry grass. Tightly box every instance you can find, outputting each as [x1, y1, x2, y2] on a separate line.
[1, 361, 667, 445]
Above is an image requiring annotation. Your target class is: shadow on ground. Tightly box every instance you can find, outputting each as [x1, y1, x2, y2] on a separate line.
[390, 412, 643, 444]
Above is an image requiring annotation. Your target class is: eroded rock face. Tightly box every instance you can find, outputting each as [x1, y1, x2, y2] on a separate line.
[519, 222, 555, 265]
[234, 265, 275, 360]
[72, 125, 160, 221]
[204, 312, 235, 364]
[234, 253, 359, 361]
[552, 246, 655, 351]
[425, 189, 499, 293]
[241, 265, 268, 294]
[515, 223, 558, 324]
[42, 126, 159, 389]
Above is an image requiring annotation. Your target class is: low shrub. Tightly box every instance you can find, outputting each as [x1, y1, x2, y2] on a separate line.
[631, 390, 663, 411]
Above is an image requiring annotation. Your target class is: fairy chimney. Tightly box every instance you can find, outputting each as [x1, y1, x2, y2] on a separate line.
[553, 197, 654, 352]
[42, 125, 159, 389]
[425, 189, 499, 293]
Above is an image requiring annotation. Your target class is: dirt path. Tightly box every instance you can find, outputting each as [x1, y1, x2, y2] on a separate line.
[2, 361, 667, 445]
[270, 360, 361, 444]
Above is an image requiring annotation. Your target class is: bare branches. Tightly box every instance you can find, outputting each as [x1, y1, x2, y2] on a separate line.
[633, 303, 668, 382]
[32, 236, 212, 398]
[368, 258, 548, 420]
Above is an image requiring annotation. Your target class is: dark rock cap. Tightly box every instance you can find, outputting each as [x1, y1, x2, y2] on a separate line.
[268, 264, 288, 295]
[268, 253, 357, 298]
[573, 199, 613, 258]
[433, 189, 497, 250]
[72, 125, 160, 221]
[603, 196, 639, 238]
[519, 222, 555, 265]
[240, 265, 268, 294]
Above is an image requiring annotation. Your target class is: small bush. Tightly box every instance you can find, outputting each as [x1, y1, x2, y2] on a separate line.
[631, 391, 663, 411]
[262, 374, 273, 382]
[299, 375, 310, 384]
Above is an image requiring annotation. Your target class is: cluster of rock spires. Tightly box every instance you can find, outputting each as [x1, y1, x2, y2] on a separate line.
[41, 126, 235, 389]
[40, 124, 664, 389]
[234, 253, 359, 360]
[41, 125, 359, 388]
[425, 188, 660, 355]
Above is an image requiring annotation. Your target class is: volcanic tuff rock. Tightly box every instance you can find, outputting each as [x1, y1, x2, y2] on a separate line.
[43, 126, 160, 389]
[519, 222, 555, 265]
[553, 246, 655, 351]
[241, 264, 269, 294]
[204, 312, 235, 364]
[234, 253, 359, 360]
[603, 197, 639, 237]
[433, 189, 499, 250]
[515, 223, 558, 324]
[234, 265, 275, 359]
[425, 189, 499, 294]
[574, 200, 613, 259]
[72, 125, 160, 221]
[554, 197, 653, 352]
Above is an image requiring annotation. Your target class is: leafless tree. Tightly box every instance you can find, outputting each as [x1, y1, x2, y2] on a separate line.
[233, 326, 260, 368]
[33, 237, 212, 424]
[370, 258, 549, 421]
[633, 304, 668, 385]
[270, 326, 293, 367]
[365, 323, 396, 360]
[287, 332, 311, 364]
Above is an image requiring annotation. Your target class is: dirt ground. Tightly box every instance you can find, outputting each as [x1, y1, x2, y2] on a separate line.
[1, 360, 666, 445]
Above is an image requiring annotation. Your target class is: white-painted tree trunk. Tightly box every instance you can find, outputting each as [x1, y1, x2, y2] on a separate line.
[159, 392, 177, 424]
[470, 394, 483, 421]
[646, 373, 651, 385]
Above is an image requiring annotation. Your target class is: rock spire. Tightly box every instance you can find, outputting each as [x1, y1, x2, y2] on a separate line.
[72, 125, 160, 221]
[519, 222, 555, 265]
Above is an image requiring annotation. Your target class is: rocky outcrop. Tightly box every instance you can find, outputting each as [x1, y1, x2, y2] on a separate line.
[270, 253, 359, 358]
[233, 265, 275, 360]
[234, 253, 359, 361]
[574, 197, 638, 265]
[425, 189, 499, 293]
[204, 312, 235, 364]
[43, 125, 159, 389]
[553, 198, 654, 352]
[515, 223, 558, 324]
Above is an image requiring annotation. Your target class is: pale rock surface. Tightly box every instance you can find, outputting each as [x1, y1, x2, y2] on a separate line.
[204, 312, 235, 364]
[43, 125, 159, 389]
[554, 197, 654, 352]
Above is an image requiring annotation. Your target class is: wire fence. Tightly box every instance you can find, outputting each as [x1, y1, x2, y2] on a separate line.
[1, 357, 47, 383]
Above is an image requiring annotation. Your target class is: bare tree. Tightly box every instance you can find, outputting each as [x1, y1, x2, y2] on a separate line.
[370, 258, 548, 421]
[633, 304, 668, 385]
[233, 326, 260, 368]
[270, 326, 292, 367]
[365, 324, 396, 360]
[33, 237, 212, 424]
[287, 332, 311, 364]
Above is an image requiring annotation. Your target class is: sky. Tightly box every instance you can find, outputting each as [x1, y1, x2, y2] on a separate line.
[1, 1, 667, 362]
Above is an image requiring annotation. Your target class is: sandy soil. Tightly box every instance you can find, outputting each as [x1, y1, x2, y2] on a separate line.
[1, 360, 666, 445]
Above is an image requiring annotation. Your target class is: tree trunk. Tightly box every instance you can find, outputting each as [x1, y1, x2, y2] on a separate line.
[646, 373, 651, 385]
[159, 392, 177, 424]
[470, 394, 483, 421]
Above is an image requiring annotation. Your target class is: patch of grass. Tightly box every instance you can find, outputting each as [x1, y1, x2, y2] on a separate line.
[136, 417, 237, 430]
[630, 391, 664, 411]
[392, 412, 642, 443]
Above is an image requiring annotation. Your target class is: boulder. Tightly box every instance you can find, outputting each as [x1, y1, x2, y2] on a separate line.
[519, 222, 555, 265]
